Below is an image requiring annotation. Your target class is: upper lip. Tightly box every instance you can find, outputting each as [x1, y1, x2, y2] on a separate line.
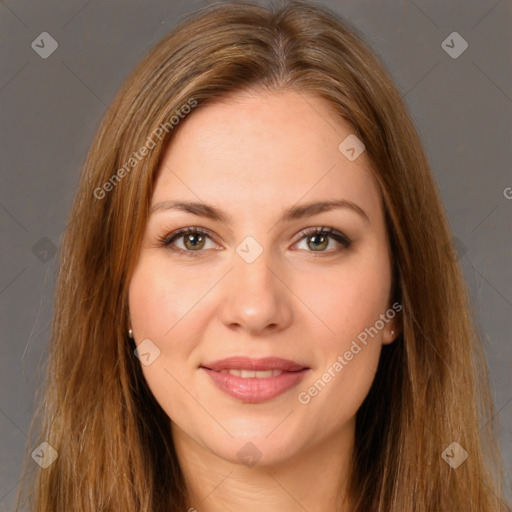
[201, 356, 309, 372]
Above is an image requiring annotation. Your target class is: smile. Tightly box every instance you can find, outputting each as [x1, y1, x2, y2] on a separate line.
[217, 369, 284, 378]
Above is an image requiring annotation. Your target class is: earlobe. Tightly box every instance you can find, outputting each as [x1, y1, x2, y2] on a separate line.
[127, 310, 134, 338]
[383, 325, 399, 345]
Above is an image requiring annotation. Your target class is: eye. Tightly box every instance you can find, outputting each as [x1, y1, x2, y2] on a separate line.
[293, 226, 351, 254]
[158, 225, 351, 257]
[158, 226, 219, 256]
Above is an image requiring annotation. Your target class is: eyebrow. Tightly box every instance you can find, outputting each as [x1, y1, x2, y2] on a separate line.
[149, 198, 370, 225]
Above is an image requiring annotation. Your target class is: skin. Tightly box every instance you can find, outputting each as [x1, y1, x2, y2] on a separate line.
[128, 89, 398, 511]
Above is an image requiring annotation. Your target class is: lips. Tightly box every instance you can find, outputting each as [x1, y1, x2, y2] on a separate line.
[200, 356, 310, 403]
[201, 356, 308, 372]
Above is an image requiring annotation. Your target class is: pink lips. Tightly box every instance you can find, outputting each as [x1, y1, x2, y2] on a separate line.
[200, 356, 310, 403]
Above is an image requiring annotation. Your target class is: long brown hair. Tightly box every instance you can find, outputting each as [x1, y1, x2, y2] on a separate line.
[15, 1, 509, 510]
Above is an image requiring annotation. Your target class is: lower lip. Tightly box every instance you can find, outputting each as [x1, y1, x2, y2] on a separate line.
[201, 368, 310, 403]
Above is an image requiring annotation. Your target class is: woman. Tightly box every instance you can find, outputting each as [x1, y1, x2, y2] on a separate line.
[15, 0, 510, 510]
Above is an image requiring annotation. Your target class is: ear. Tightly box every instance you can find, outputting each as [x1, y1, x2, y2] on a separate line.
[382, 316, 400, 345]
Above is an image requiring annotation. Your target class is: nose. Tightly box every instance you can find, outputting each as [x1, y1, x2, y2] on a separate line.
[219, 250, 293, 335]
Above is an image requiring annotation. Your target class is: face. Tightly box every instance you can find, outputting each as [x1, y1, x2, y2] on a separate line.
[128, 89, 397, 467]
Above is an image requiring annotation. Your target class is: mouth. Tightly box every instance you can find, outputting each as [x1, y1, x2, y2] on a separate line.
[213, 368, 287, 378]
[201, 356, 309, 373]
[200, 356, 310, 403]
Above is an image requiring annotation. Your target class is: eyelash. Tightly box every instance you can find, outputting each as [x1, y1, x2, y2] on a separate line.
[157, 226, 352, 258]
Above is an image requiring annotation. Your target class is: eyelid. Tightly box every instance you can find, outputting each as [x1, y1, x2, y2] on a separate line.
[159, 225, 351, 255]
[159, 226, 219, 250]
[292, 226, 351, 248]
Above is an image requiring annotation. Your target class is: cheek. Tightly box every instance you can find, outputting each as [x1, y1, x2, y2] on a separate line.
[129, 268, 166, 338]
[296, 252, 392, 347]
[128, 257, 196, 339]
[128, 258, 197, 421]
[293, 248, 391, 417]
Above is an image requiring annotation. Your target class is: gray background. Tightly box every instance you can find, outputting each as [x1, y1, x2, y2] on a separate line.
[1, 0, 511, 508]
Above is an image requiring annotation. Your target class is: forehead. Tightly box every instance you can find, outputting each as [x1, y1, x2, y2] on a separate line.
[152, 89, 382, 222]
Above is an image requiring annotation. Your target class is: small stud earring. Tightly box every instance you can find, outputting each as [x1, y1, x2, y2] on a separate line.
[128, 328, 133, 338]
[391, 330, 395, 337]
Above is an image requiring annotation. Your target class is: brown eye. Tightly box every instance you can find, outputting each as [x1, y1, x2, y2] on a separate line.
[295, 227, 351, 254]
[159, 225, 351, 258]
[160, 227, 217, 256]
[182, 232, 206, 250]
[307, 232, 329, 251]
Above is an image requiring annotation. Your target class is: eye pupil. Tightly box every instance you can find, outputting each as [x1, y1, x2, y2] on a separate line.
[184, 233, 205, 250]
[308, 234, 328, 251]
